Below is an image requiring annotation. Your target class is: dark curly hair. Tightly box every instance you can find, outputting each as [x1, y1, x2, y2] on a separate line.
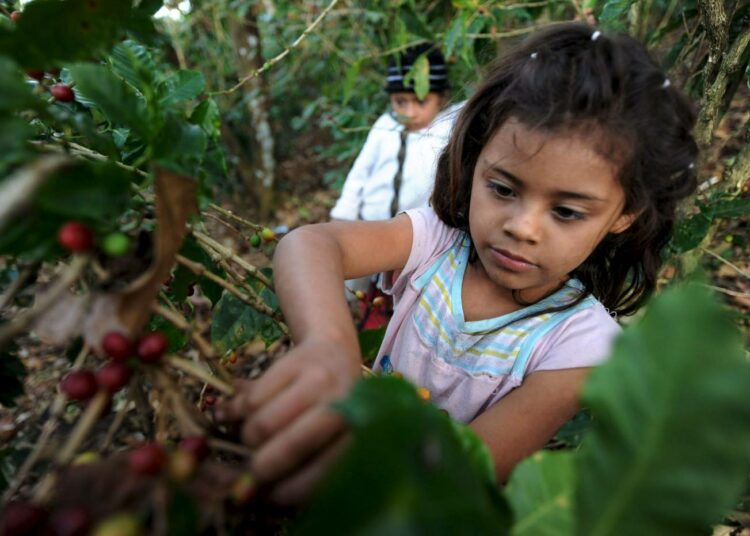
[431, 22, 698, 317]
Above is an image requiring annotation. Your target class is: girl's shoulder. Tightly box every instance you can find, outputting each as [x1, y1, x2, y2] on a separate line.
[524, 297, 621, 374]
[381, 207, 461, 296]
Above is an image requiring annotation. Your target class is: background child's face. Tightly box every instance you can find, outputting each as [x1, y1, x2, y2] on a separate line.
[389, 92, 444, 131]
[468, 118, 635, 301]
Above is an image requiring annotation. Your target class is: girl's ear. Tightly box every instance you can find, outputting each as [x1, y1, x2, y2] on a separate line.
[610, 212, 638, 234]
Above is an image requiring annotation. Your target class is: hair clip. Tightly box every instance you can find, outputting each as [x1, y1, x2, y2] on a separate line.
[591, 30, 601, 41]
[530, 51, 538, 59]
[662, 78, 671, 88]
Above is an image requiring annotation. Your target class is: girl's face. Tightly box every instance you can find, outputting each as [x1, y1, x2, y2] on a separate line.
[468, 118, 634, 302]
[390, 92, 444, 131]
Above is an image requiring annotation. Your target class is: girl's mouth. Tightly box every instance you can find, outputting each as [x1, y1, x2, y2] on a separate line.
[490, 248, 537, 272]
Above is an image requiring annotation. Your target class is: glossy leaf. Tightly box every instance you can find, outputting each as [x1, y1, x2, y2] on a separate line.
[1, 0, 135, 70]
[69, 64, 149, 138]
[576, 283, 750, 535]
[159, 70, 205, 105]
[210, 292, 281, 354]
[506, 451, 574, 536]
[297, 376, 511, 535]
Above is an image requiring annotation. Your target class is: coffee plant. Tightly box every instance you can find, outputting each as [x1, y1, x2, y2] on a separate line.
[0, 0, 749, 534]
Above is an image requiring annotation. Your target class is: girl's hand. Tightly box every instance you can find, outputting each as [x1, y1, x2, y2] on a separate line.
[216, 339, 361, 502]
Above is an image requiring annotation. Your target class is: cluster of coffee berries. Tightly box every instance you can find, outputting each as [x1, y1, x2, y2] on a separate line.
[56, 221, 131, 257]
[59, 331, 168, 403]
[249, 227, 276, 248]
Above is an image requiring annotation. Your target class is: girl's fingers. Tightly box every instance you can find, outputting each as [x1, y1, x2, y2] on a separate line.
[215, 362, 297, 423]
[268, 433, 351, 505]
[245, 352, 304, 408]
[241, 369, 330, 448]
[250, 404, 346, 484]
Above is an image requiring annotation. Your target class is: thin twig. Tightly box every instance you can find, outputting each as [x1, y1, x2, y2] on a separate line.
[166, 355, 236, 396]
[192, 230, 274, 290]
[0, 262, 39, 310]
[0, 255, 89, 349]
[207, 204, 265, 234]
[2, 346, 89, 503]
[701, 247, 750, 280]
[176, 254, 286, 333]
[151, 367, 208, 437]
[698, 283, 750, 299]
[213, 0, 340, 96]
[152, 302, 219, 360]
[101, 398, 133, 453]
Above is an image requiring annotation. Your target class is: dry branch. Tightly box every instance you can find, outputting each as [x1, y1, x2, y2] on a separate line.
[191, 230, 274, 289]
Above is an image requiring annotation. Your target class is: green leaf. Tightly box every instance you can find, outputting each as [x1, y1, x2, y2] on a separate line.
[711, 197, 750, 218]
[210, 292, 281, 354]
[33, 162, 132, 223]
[110, 40, 157, 95]
[153, 115, 207, 171]
[148, 314, 188, 353]
[342, 60, 362, 105]
[444, 13, 468, 59]
[3, 0, 135, 70]
[0, 344, 26, 407]
[358, 327, 386, 365]
[412, 54, 430, 100]
[0, 117, 34, 173]
[398, 6, 433, 40]
[0, 212, 61, 261]
[506, 451, 574, 536]
[137, 0, 164, 16]
[0, 57, 39, 112]
[598, 0, 634, 31]
[190, 99, 221, 141]
[69, 64, 149, 138]
[159, 70, 205, 105]
[575, 282, 750, 535]
[669, 212, 711, 253]
[296, 377, 511, 535]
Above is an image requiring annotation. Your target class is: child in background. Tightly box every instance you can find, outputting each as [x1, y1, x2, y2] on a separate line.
[331, 43, 461, 321]
[219, 23, 698, 503]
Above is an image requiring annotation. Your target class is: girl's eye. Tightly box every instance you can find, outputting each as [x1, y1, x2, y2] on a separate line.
[488, 181, 514, 198]
[554, 206, 585, 221]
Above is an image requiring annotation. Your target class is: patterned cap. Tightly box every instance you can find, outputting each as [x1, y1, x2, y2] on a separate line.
[386, 43, 449, 94]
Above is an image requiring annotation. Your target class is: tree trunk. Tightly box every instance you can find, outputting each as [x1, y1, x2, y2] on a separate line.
[231, 4, 276, 218]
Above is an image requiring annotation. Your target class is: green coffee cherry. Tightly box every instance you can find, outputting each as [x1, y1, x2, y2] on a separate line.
[250, 234, 261, 248]
[102, 232, 130, 257]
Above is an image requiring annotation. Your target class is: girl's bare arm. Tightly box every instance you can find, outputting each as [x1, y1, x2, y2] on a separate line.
[469, 367, 591, 483]
[218, 215, 413, 503]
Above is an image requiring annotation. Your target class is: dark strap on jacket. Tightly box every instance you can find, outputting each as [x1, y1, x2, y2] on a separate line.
[390, 128, 409, 218]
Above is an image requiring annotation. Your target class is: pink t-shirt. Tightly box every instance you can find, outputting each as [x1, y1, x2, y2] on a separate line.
[373, 207, 621, 423]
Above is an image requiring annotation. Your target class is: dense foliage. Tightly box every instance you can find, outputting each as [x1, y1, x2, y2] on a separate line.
[0, 0, 749, 534]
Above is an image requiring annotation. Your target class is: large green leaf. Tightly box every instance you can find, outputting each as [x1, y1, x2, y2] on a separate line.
[598, 0, 635, 31]
[33, 162, 132, 223]
[159, 70, 205, 105]
[575, 283, 750, 535]
[1, 0, 135, 70]
[110, 40, 158, 95]
[296, 377, 511, 535]
[68, 64, 149, 138]
[506, 451, 574, 536]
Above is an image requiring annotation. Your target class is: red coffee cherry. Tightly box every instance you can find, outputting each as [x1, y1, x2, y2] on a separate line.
[60, 370, 98, 401]
[101, 332, 134, 361]
[96, 362, 132, 393]
[57, 221, 94, 252]
[128, 443, 166, 475]
[0, 502, 47, 536]
[25, 70, 45, 81]
[9, 11, 21, 22]
[50, 83, 75, 102]
[179, 435, 210, 461]
[136, 332, 168, 363]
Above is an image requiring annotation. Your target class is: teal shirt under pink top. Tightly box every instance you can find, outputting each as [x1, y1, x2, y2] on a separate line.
[374, 207, 621, 423]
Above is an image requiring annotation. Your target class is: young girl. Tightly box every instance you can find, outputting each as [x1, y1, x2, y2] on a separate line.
[218, 23, 698, 504]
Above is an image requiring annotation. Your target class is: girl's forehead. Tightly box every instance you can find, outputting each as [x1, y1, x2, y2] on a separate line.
[479, 119, 623, 194]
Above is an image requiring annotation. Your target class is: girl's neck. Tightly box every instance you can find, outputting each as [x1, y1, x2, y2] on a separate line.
[461, 259, 567, 322]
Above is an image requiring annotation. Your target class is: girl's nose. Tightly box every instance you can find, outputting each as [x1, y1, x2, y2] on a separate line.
[503, 206, 541, 243]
